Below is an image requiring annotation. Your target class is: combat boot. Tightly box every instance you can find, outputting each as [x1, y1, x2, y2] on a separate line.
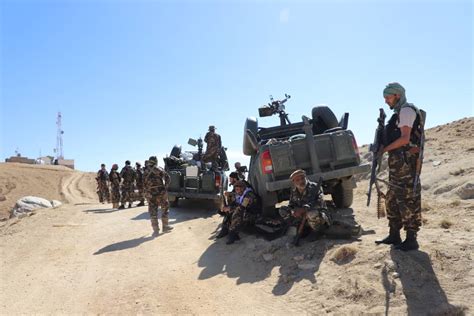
[118, 204, 125, 210]
[151, 219, 160, 236]
[162, 218, 173, 232]
[375, 225, 402, 245]
[395, 230, 419, 251]
[226, 231, 240, 245]
[216, 227, 229, 239]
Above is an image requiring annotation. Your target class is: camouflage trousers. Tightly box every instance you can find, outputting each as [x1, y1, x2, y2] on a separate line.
[279, 207, 330, 232]
[386, 150, 422, 232]
[147, 193, 170, 221]
[225, 207, 257, 232]
[202, 147, 219, 164]
[97, 181, 110, 203]
[121, 182, 135, 204]
[110, 184, 121, 203]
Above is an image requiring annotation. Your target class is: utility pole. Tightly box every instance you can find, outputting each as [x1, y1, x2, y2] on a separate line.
[55, 112, 64, 160]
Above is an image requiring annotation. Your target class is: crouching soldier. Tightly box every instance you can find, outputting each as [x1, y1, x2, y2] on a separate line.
[279, 169, 331, 246]
[217, 180, 261, 245]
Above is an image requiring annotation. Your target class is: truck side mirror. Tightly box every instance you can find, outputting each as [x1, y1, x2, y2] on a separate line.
[188, 138, 198, 146]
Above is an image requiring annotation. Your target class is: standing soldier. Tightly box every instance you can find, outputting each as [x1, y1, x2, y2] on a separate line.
[109, 164, 121, 209]
[144, 156, 172, 235]
[135, 162, 145, 207]
[96, 163, 110, 204]
[234, 162, 247, 180]
[375, 82, 424, 251]
[202, 125, 222, 167]
[119, 160, 136, 209]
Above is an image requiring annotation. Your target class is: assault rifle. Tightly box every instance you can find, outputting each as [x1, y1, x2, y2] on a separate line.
[367, 108, 386, 218]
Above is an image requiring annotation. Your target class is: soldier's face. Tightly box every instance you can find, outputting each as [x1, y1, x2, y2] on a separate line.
[384, 94, 400, 109]
[235, 186, 244, 195]
[292, 175, 307, 190]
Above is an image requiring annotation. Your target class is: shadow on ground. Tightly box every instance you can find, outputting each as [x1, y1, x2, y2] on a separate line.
[93, 235, 155, 255]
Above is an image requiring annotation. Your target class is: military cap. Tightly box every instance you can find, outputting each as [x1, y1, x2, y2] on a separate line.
[289, 169, 306, 180]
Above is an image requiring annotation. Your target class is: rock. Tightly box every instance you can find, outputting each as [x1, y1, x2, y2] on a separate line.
[51, 200, 62, 208]
[384, 259, 397, 271]
[392, 272, 400, 279]
[293, 255, 305, 262]
[12, 196, 54, 217]
[373, 263, 382, 269]
[0, 194, 6, 202]
[262, 254, 273, 262]
[298, 263, 317, 270]
[455, 182, 474, 200]
[287, 226, 297, 236]
[432, 161, 442, 167]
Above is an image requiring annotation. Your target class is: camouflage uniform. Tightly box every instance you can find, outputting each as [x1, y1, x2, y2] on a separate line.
[203, 129, 222, 164]
[227, 189, 260, 233]
[109, 168, 121, 207]
[279, 181, 331, 233]
[386, 149, 422, 232]
[144, 160, 171, 234]
[120, 164, 136, 207]
[96, 168, 110, 203]
[135, 164, 145, 205]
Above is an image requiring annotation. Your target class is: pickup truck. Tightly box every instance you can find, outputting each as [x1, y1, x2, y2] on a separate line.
[164, 137, 228, 208]
[243, 94, 370, 215]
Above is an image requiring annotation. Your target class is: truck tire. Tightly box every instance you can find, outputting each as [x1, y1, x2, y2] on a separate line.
[331, 180, 354, 208]
[312, 106, 338, 135]
[243, 117, 258, 156]
[170, 145, 182, 158]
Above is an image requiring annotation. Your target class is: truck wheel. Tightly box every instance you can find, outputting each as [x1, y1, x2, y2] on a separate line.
[243, 117, 258, 156]
[331, 180, 353, 208]
[312, 106, 338, 134]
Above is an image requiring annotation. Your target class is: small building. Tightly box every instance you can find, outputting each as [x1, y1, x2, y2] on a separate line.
[56, 158, 75, 170]
[5, 155, 36, 164]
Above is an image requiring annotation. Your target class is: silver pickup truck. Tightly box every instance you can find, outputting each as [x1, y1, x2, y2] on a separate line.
[243, 95, 370, 216]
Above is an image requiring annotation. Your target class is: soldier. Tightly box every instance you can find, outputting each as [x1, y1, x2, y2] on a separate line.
[375, 82, 423, 251]
[279, 169, 331, 244]
[144, 156, 172, 235]
[202, 125, 222, 167]
[216, 172, 240, 237]
[219, 180, 261, 245]
[135, 162, 145, 207]
[119, 160, 136, 209]
[109, 164, 121, 209]
[234, 162, 246, 180]
[96, 163, 110, 204]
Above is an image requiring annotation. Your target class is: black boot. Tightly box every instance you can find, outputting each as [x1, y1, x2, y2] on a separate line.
[216, 227, 229, 239]
[395, 230, 419, 251]
[375, 226, 402, 245]
[128, 203, 133, 208]
[118, 204, 125, 210]
[226, 231, 240, 244]
[137, 201, 145, 207]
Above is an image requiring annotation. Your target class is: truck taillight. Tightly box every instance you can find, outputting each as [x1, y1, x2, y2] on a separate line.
[261, 150, 273, 174]
[215, 173, 221, 188]
[352, 137, 360, 158]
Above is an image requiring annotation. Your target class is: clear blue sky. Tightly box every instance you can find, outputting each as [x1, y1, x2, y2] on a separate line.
[1, 0, 472, 171]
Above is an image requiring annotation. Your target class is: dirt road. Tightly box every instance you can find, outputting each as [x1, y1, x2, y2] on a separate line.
[1, 161, 472, 314]
[1, 172, 306, 314]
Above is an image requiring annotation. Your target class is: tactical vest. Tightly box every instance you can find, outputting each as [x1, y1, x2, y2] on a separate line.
[383, 104, 425, 149]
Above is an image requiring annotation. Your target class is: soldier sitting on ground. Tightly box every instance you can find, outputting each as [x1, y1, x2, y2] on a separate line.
[217, 180, 261, 245]
[279, 169, 331, 245]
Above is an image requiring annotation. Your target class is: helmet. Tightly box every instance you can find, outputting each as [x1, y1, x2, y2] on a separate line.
[125, 160, 131, 165]
[148, 156, 158, 166]
[209, 125, 216, 131]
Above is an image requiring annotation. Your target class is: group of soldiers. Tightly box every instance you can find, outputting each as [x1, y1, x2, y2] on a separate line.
[94, 82, 423, 251]
[96, 157, 172, 235]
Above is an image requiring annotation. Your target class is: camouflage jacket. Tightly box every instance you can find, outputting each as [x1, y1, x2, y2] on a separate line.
[233, 188, 261, 215]
[120, 165, 136, 184]
[109, 170, 121, 187]
[96, 169, 109, 182]
[204, 131, 222, 150]
[144, 166, 170, 196]
[288, 181, 326, 211]
[135, 167, 144, 187]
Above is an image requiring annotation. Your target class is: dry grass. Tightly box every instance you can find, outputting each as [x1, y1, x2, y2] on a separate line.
[440, 219, 453, 229]
[331, 246, 357, 265]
